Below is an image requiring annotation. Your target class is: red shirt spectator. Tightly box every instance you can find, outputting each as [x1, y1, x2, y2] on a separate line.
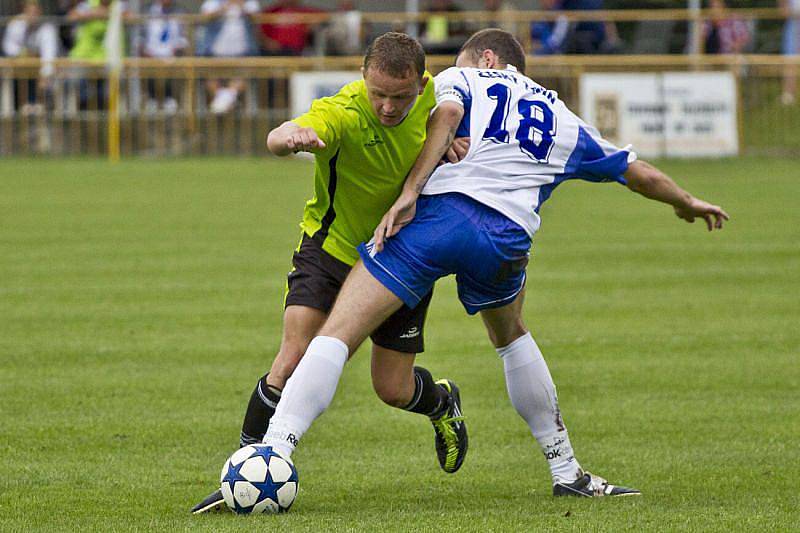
[260, 0, 323, 55]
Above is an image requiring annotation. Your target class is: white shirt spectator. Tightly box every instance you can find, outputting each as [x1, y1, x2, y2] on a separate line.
[2, 18, 59, 77]
[144, 2, 187, 58]
[201, 0, 259, 57]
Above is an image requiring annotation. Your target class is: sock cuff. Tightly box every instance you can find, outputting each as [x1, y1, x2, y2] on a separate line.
[256, 376, 281, 409]
[496, 331, 533, 356]
[307, 336, 349, 368]
[496, 332, 542, 371]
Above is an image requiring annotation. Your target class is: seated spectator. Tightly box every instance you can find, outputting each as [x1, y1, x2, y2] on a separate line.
[143, 0, 187, 113]
[530, 0, 569, 54]
[421, 0, 470, 54]
[2, 0, 59, 103]
[531, 0, 617, 54]
[200, 0, 259, 114]
[259, 0, 324, 56]
[324, 0, 362, 56]
[703, 0, 751, 54]
[561, 0, 613, 54]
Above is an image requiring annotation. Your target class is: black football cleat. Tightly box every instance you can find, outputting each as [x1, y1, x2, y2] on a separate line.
[553, 471, 641, 497]
[190, 488, 227, 514]
[431, 379, 468, 474]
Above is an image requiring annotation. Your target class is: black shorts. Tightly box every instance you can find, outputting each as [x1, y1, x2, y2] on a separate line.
[284, 233, 432, 353]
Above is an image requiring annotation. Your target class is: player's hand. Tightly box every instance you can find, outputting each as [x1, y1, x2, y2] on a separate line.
[674, 197, 730, 231]
[445, 137, 470, 163]
[373, 189, 419, 253]
[285, 127, 326, 153]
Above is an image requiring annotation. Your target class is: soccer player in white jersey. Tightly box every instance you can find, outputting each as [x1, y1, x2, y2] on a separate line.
[262, 29, 729, 498]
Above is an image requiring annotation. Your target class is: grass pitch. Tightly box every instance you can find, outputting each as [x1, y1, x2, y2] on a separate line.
[1, 157, 798, 532]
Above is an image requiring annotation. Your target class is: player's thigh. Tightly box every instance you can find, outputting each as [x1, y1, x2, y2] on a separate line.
[318, 261, 405, 354]
[370, 345, 417, 406]
[479, 288, 529, 348]
[370, 289, 432, 355]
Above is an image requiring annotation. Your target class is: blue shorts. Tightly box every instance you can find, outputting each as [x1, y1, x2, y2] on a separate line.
[358, 193, 530, 315]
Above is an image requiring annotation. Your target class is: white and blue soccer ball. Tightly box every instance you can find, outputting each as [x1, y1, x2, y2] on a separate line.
[220, 444, 298, 514]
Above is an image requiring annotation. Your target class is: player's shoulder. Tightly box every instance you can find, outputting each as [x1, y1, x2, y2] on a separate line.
[435, 66, 472, 83]
[308, 81, 364, 124]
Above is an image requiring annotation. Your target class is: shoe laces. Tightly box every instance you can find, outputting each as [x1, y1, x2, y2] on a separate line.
[432, 413, 465, 464]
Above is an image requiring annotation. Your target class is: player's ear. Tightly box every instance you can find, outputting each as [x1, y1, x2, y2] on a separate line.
[482, 49, 496, 69]
[360, 66, 365, 79]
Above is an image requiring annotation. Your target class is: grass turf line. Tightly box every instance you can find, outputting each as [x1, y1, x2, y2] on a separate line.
[0, 157, 797, 531]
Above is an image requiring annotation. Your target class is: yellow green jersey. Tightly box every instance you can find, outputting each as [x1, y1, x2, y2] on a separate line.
[292, 75, 435, 266]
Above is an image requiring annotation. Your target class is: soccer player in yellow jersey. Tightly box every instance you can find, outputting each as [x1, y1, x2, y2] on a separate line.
[192, 33, 469, 513]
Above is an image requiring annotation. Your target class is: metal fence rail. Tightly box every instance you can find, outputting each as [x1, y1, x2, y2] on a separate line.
[1, 55, 798, 157]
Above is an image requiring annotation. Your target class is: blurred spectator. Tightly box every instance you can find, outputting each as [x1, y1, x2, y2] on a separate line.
[324, 0, 362, 56]
[259, 0, 323, 56]
[702, 0, 751, 54]
[483, 0, 517, 35]
[68, 0, 113, 61]
[561, 0, 615, 54]
[530, 0, 569, 54]
[200, 0, 259, 57]
[531, 0, 617, 54]
[781, 0, 799, 104]
[67, 0, 128, 110]
[200, 0, 259, 114]
[143, 0, 186, 59]
[2, 0, 59, 97]
[57, 0, 79, 52]
[143, 0, 186, 113]
[422, 0, 470, 54]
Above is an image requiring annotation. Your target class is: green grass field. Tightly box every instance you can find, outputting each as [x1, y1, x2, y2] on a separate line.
[1, 157, 798, 531]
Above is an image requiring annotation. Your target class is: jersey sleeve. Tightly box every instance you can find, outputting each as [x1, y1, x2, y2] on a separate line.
[568, 108, 637, 185]
[433, 67, 471, 107]
[292, 94, 347, 156]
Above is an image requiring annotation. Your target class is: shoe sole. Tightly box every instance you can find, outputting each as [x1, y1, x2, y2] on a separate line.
[554, 485, 642, 498]
[191, 498, 226, 514]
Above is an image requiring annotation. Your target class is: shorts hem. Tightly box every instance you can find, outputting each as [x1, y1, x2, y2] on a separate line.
[283, 296, 332, 313]
[358, 243, 421, 309]
[460, 272, 526, 315]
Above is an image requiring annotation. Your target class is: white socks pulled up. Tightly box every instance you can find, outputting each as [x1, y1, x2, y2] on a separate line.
[497, 332, 582, 484]
[263, 336, 348, 458]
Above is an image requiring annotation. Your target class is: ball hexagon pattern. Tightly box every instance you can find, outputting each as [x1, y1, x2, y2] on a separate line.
[219, 444, 298, 514]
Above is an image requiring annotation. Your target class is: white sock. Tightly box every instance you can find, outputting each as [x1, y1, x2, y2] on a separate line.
[263, 336, 348, 458]
[497, 332, 583, 484]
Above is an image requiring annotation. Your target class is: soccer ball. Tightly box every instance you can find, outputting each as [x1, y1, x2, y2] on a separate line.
[220, 444, 298, 514]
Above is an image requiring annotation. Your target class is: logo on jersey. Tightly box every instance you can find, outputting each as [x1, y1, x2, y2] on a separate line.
[364, 131, 384, 147]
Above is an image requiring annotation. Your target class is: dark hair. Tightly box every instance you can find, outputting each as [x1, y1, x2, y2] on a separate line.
[459, 29, 526, 72]
[363, 32, 426, 79]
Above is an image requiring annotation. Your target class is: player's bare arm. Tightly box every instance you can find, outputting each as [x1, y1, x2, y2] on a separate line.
[374, 101, 465, 250]
[624, 160, 730, 231]
[266, 121, 327, 156]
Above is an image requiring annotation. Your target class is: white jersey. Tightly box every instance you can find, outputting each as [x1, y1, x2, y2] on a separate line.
[424, 65, 636, 237]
